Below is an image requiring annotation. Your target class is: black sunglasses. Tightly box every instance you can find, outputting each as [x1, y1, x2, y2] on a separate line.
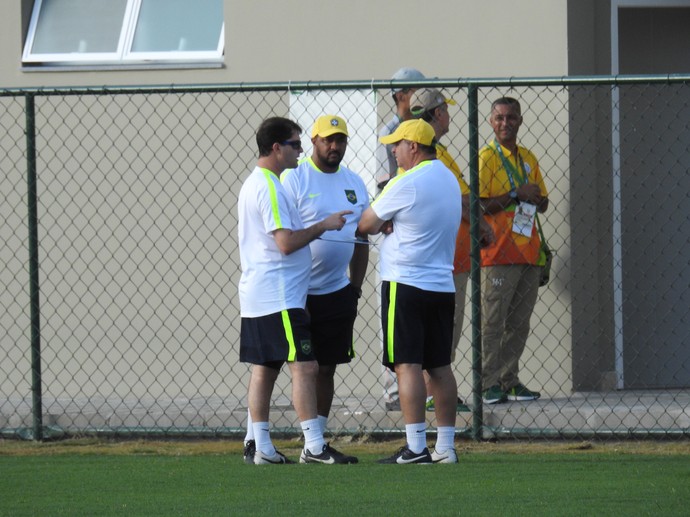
[281, 140, 303, 150]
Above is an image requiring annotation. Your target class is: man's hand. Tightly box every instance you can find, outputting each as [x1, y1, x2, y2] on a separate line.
[322, 210, 353, 232]
[517, 184, 543, 205]
[379, 220, 394, 235]
[479, 219, 495, 248]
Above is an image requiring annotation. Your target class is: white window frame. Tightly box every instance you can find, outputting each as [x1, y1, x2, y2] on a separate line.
[23, 0, 224, 66]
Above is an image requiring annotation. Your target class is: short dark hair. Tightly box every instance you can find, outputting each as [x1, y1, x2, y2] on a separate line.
[256, 117, 301, 157]
[417, 141, 438, 156]
[491, 97, 521, 115]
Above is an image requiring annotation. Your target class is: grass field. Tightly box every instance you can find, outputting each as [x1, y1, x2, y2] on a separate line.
[2, 438, 689, 516]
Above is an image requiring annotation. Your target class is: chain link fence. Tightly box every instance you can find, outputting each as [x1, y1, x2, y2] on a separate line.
[1, 76, 689, 441]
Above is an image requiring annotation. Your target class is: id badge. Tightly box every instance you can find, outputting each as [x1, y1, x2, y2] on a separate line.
[512, 202, 536, 237]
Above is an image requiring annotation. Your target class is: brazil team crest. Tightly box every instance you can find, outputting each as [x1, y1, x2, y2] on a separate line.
[345, 190, 357, 205]
[300, 339, 312, 355]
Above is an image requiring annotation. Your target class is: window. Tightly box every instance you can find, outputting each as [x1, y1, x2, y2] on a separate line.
[23, 0, 224, 66]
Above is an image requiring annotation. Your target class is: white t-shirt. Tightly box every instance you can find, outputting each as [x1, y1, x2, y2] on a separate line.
[237, 166, 311, 317]
[282, 157, 370, 295]
[371, 159, 462, 292]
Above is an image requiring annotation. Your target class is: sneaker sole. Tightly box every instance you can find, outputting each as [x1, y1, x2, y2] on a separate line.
[254, 453, 293, 465]
[431, 452, 458, 464]
[506, 395, 540, 401]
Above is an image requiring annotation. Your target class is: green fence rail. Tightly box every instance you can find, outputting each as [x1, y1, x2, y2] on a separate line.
[1, 75, 689, 441]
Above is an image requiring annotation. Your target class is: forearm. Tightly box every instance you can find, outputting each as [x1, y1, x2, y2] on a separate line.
[358, 208, 385, 235]
[461, 194, 471, 223]
[480, 191, 548, 215]
[273, 222, 327, 255]
[480, 194, 514, 215]
[349, 244, 369, 289]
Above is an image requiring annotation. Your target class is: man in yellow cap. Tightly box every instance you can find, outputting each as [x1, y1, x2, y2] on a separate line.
[359, 119, 462, 464]
[376, 68, 426, 413]
[280, 115, 369, 464]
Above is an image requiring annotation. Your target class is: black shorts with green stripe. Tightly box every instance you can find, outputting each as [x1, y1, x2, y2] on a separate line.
[240, 308, 314, 365]
[381, 281, 454, 370]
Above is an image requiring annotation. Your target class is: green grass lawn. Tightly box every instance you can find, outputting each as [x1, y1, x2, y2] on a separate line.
[1, 439, 689, 516]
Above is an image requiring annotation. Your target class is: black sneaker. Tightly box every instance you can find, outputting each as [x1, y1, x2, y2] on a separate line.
[385, 399, 401, 411]
[300, 443, 358, 464]
[243, 440, 256, 465]
[377, 446, 432, 464]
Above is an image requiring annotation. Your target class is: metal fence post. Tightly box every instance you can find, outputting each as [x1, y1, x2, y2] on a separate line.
[25, 93, 43, 441]
[467, 84, 483, 441]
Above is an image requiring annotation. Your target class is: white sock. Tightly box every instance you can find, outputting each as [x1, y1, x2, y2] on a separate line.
[318, 415, 328, 435]
[244, 409, 254, 443]
[252, 422, 274, 455]
[406, 422, 427, 454]
[435, 426, 456, 453]
[301, 418, 325, 454]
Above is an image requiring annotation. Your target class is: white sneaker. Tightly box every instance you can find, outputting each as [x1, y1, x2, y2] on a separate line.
[431, 448, 458, 464]
[254, 448, 295, 465]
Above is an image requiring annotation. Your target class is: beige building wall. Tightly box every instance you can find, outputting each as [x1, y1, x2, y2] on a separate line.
[1, 1, 575, 408]
[3, 1, 569, 88]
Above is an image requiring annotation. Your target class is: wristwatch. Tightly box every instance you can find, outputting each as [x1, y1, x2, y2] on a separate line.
[509, 189, 518, 201]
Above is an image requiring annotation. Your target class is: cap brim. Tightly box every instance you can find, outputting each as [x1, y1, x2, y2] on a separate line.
[314, 128, 348, 138]
[379, 134, 401, 145]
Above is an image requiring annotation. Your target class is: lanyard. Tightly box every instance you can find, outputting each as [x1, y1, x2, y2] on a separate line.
[493, 139, 527, 190]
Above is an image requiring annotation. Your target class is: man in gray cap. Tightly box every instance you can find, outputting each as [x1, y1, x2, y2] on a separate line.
[375, 67, 425, 412]
[375, 67, 426, 191]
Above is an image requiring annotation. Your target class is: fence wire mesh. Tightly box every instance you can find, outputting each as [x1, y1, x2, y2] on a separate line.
[1, 77, 689, 441]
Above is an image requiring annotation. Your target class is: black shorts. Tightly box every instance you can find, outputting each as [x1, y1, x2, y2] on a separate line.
[240, 308, 315, 365]
[306, 284, 358, 365]
[381, 281, 454, 370]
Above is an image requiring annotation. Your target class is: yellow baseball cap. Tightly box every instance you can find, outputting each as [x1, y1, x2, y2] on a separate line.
[311, 115, 349, 138]
[379, 119, 436, 146]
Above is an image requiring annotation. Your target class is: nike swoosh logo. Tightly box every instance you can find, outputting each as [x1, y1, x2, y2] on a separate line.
[396, 456, 427, 464]
[314, 456, 335, 464]
[308, 193, 321, 198]
[263, 455, 287, 464]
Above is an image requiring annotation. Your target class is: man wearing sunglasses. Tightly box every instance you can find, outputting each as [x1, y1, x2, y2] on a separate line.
[281, 115, 369, 464]
[238, 116, 352, 465]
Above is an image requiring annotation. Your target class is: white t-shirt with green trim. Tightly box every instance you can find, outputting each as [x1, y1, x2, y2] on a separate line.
[282, 157, 369, 295]
[371, 159, 461, 292]
[238, 166, 311, 317]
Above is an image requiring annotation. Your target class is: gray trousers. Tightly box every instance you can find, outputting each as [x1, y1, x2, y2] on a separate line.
[451, 271, 469, 362]
[480, 264, 540, 390]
